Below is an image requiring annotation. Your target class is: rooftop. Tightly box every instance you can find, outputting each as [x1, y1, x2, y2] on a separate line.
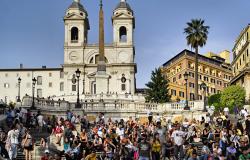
[114, 1, 133, 13]
[68, 1, 87, 14]
[162, 49, 231, 70]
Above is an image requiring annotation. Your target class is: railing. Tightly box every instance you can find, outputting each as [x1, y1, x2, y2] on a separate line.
[54, 93, 145, 102]
[21, 96, 204, 113]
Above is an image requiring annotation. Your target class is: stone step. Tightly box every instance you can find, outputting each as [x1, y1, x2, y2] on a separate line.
[17, 150, 25, 160]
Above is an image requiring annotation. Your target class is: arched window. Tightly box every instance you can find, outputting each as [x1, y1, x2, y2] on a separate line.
[71, 27, 79, 43]
[119, 26, 127, 42]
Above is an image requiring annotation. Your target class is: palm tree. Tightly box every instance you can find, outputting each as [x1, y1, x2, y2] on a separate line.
[184, 19, 209, 100]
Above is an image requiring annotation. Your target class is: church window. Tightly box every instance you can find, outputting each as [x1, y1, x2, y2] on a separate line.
[49, 82, 53, 87]
[121, 74, 126, 91]
[91, 82, 96, 94]
[121, 84, 126, 91]
[49, 73, 52, 77]
[37, 76, 42, 85]
[71, 27, 79, 43]
[72, 85, 76, 92]
[80, 12, 83, 16]
[60, 82, 64, 91]
[4, 83, 9, 88]
[119, 26, 127, 42]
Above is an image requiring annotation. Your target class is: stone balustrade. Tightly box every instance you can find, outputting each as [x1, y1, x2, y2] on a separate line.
[52, 93, 145, 102]
[21, 96, 204, 114]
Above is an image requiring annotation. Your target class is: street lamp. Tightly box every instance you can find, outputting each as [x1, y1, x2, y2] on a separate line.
[184, 72, 189, 110]
[75, 69, 81, 108]
[17, 77, 22, 102]
[201, 82, 207, 112]
[31, 77, 37, 109]
[72, 74, 77, 104]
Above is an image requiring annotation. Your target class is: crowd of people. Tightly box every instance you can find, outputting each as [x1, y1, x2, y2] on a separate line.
[44, 108, 250, 160]
[0, 106, 249, 160]
[1, 106, 46, 160]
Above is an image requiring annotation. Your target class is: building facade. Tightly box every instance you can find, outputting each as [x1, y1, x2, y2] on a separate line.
[0, 0, 138, 103]
[230, 24, 250, 100]
[162, 50, 232, 102]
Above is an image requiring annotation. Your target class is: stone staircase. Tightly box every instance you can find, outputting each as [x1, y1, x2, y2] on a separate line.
[30, 128, 50, 159]
[17, 149, 25, 160]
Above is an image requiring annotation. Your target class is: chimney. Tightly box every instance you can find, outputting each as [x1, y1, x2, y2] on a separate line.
[20, 64, 23, 69]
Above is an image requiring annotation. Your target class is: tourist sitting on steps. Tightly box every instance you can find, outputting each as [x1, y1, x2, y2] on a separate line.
[84, 150, 97, 160]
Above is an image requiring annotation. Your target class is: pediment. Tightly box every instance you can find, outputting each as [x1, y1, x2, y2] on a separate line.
[64, 13, 84, 19]
[87, 71, 111, 78]
[87, 72, 97, 78]
[113, 12, 133, 19]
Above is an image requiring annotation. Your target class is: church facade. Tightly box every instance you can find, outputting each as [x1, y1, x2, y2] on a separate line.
[0, 0, 138, 103]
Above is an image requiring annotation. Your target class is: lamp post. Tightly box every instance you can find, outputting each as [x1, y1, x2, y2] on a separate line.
[31, 77, 37, 109]
[17, 77, 22, 102]
[72, 74, 77, 106]
[201, 82, 207, 112]
[75, 69, 81, 108]
[184, 72, 189, 110]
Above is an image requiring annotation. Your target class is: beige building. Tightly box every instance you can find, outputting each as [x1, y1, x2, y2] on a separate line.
[0, 0, 139, 103]
[162, 49, 232, 102]
[230, 24, 250, 100]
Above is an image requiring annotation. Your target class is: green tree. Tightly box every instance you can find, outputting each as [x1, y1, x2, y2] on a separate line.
[184, 19, 209, 100]
[208, 93, 222, 112]
[145, 68, 171, 103]
[221, 85, 246, 112]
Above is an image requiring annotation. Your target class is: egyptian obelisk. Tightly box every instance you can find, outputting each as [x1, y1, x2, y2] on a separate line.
[95, 0, 109, 94]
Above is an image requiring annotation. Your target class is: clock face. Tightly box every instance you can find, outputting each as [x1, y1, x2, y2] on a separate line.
[118, 52, 129, 62]
[69, 52, 79, 61]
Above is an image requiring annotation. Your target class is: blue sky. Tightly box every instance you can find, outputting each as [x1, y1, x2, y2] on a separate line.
[0, 0, 250, 88]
